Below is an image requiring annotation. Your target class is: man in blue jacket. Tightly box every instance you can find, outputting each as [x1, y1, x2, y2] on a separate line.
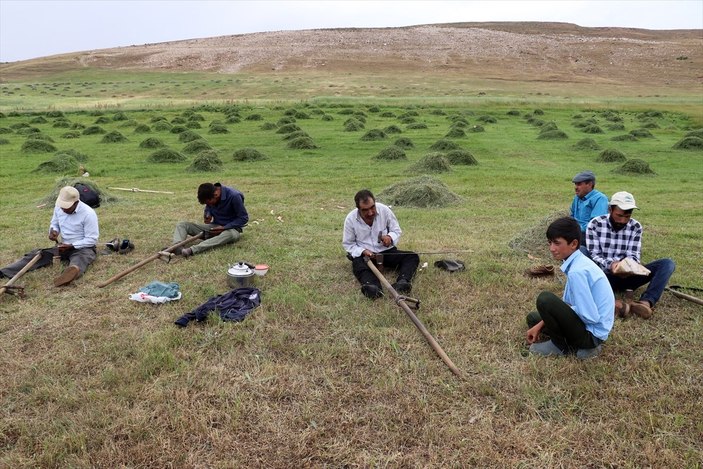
[172, 182, 248, 257]
[570, 170, 608, 243]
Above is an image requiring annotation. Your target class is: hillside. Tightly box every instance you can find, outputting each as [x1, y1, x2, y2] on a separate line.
[1, 22, 702, 93]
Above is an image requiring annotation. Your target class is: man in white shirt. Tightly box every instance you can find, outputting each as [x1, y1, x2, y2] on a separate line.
[49, 186, 100, 286]
[343, 189, 419, 299]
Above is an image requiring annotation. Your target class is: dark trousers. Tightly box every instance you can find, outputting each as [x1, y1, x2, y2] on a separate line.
[606, 258, 675, 307]
[530, 291, 601, 352]
[350, 247, 419, 288]
[0, 248, 55, 278]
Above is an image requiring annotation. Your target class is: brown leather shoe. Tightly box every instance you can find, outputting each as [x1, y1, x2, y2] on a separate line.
[630, 300, 653, 319]
[54, 265, 80, 287]
[525, 265, 555, 278]
[614, 299, 631, 318]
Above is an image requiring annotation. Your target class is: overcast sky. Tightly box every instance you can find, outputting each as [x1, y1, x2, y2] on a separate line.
[1, 0, 701, 62]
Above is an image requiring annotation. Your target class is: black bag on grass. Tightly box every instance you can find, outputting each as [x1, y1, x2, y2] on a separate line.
[74, 183, 100, 208]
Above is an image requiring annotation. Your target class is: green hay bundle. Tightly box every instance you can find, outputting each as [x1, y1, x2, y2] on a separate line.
[684, 129, 703, 139]
[384, 125, 402, 134]
[287, 137, 318, 149]
[573, 138, 601, 150]
[58, 149, 89, 162]
[445, 149, 478, 165]
[16, 127, 40, 136]
[0, 127, 12, 134]
[361, 129, 387, 141]
[208, 124, 229, 134]
[276, 123, 302, 134]
[46, 111, 64, 118]
[61, 131, 81, 139]
[39, 177, 118, 207]
[100, 131, 128, 143]
[233, 148, 267, 161]
[607, 123, 626, 131]
[294, 111, 311, 119]
[153, 121, 172, 131]
[614, 159, 655, 175]
[377, 175, 461, 208]
[374, 145, 407, 161]
[582, 124, 604, 134]
[82, 126, 106, 135]
[406, 122, 428, 130]
[133, 124, 151, 133]
[21, 139, 57, 153]
[245, 114, 263, 121]
[527, 118, 545, 127]
[33, 154, 79, 173]
[27, 134, 55, 142]
[260, 122, 277, 130]
[278, 116, 296, 125]
[171, 116, 187, 125]
[629, 128, 654, 138]
[429, 139, 459, 151]
[380, 111, 396, 118]
[533, 109, 545, 115]
[30, 116, 47, 124]
[139, 137, 165, 149]
[148, 148, 187, 163]
[150, 116, 167, 123]
[94, 116, 111, 124]
[445, 127, 466, 138]
[188, 150, 223, 172]
[225, 116, 241, 124]
[672, 136, 703, 150]
[183, 140, 212, 154]
[188, 113, 205, 122]
[611, 134, 638, 142]
[367, 106, 381, 113]
[170, 126, 188, 134]
[602, 111, 623, 122]
[408, 152, 452, 174]
[338, 109, 355, 115]
[344, 120, 364, 132]
[112, 111, 128, 121]
[641, 121, 660, 129]
[394, 137, 414, 149]
[400, 117, 417, 124]
[467, 125, 485, 133]
[539, 122, 558, 133]
[186, 121, 202, 129]
[282, 130, 310, 141]
[537, 130, 568, 140]
[0, 138, 10, 145]
[506, 110, 521, 116]
[178, 130, 203, 143]
[477, 115, 497, 124]
[52, 120, 71, 129]
[598, 148, 626, 163]
[321, 114, 334, 121]
[430, 109, 447, 116]
[509, 210, 569, 258]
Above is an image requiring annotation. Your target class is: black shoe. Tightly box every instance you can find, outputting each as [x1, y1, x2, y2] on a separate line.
[361, 284, 383, 299]
[392, 279, 412, 294]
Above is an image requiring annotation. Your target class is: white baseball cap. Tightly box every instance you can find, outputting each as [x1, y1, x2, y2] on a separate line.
[56, 186, 80, 209]
[609, 191, 638, 210]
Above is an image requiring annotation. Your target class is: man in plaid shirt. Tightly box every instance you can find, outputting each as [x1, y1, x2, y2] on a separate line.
[586, 191, 675, 319]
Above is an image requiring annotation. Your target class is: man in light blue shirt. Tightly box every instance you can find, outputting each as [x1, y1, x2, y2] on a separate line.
[526, 217, 614, 359]
[50, 186, 99, 286]
[570, 170, 608, 238]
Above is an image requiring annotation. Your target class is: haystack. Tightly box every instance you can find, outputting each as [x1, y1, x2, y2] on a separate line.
[509, 210, 569, 258]
[188, 150, 223, 172]
[374, 145, 407, 161]
[597, 149, 626, 163]
[673, 136, 703, 150]
[38, 177, 118, 207]
[233, 148, 267, 161]
[377, 175, 461, 208]
[614, 159, 656, 175]
[408, 153, 452, 174]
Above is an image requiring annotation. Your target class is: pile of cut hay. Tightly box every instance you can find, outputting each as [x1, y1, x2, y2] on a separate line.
[673, 136, 703, 150]
[377, 175, 461, 208]
[508, 210, 569, 258]
[597, 149, 626, 163]
[408, 153, 452, 173]
[374, 145, 406, 161]
[233, 148, 267, 161]
[445, 149, 478, 165]
[189, 150, 223, 172]
[614, 159, 656, 175]
[38, 177, 118, 207]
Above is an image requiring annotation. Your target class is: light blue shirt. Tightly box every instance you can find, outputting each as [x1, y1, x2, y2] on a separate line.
[342, 202, 402, 258]
[570, 189, 608, 232]
[561, 249, 615, 341]
[49, 201, 99, 249]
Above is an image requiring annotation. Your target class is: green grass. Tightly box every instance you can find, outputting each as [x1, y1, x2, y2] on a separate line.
[0, 99, 702, 467]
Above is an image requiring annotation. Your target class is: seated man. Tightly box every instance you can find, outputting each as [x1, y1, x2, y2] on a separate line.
[1, 186, 99, 287]
[586, 191, 675, 319]
[342, 189, 419, 299]
[570, 170, 608, 245]
[526, 217, 614, 359]
[172, 182, 248, 257]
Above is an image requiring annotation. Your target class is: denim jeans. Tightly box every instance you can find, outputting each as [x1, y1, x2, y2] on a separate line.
[606, 258, 675, 306]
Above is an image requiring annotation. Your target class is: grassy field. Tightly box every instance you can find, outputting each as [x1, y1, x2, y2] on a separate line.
[1, 79, 702, 467]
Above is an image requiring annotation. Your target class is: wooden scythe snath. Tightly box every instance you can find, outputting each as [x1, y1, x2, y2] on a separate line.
[97, 233, 203, 288]
[665, 286, 703, 306]
[0, 251, 44, 297]
[365, 258, 462, 377]
[107, 186, 174, 194]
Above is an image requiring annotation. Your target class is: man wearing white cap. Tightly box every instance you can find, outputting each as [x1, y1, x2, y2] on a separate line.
[50, 186, 100, 286]
[585, 191, 675, 319]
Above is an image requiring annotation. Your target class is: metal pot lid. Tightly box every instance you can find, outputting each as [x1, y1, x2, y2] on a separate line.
[228, 262, 254, 277]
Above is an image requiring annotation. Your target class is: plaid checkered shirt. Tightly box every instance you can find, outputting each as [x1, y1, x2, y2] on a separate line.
[586, 214, 642, 272]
